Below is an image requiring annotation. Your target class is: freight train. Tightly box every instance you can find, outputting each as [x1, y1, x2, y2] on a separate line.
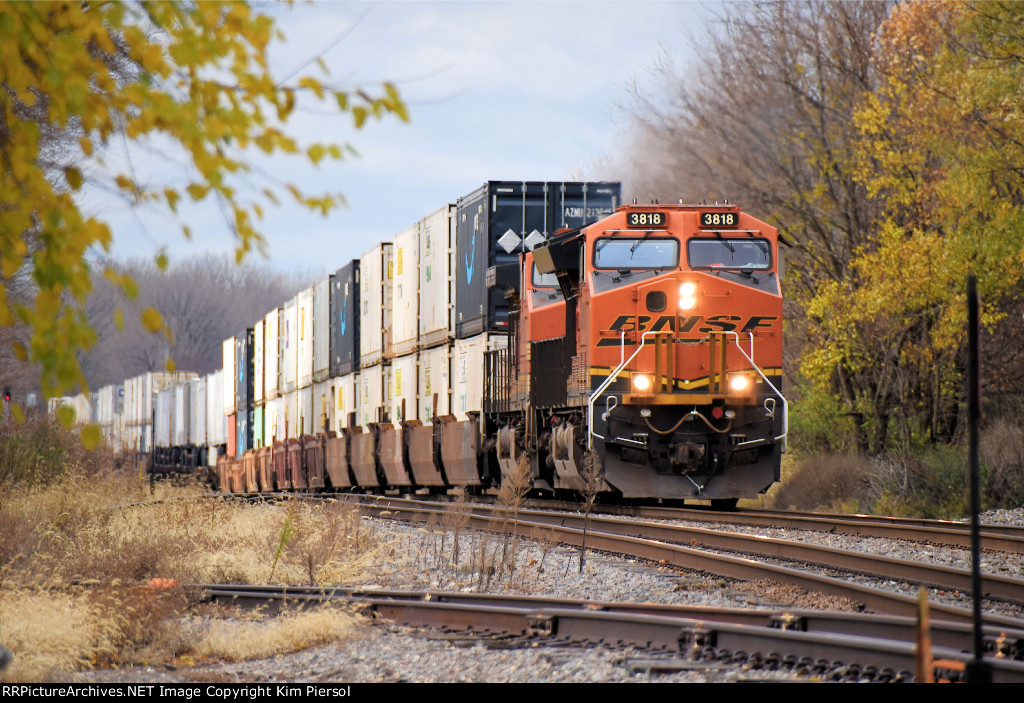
[50, 181, 786, 505]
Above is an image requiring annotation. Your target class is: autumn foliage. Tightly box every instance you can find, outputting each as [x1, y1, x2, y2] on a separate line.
[624, 0, 1024, 456]
[0, 2, 406, 409]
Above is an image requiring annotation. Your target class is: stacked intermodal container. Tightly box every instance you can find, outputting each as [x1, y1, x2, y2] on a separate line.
[205, 369, 225, 465]
[70, 180, 621, 493]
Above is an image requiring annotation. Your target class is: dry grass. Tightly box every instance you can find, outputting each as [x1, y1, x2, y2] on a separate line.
[0, 583, 192, 681]
[193, 605, 363, 662]
[0, 446, 382, 681]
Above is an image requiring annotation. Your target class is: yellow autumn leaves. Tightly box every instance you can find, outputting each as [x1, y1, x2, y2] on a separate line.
[0, 2, 407, 412]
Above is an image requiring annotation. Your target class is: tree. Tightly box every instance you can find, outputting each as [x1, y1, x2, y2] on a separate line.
[0, 2, 406, 413]
[815, 0, 1024, 445]
[80, 256, 314, 387]
[619, 1, 891, 451]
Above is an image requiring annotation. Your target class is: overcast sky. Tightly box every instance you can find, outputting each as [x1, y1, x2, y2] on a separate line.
[86, 1, 714, 273]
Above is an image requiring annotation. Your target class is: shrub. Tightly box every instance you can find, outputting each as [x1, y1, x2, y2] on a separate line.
[766, 452, 875, 512]
[0, 416, 113, 487]
[979, 418, 1024, 508]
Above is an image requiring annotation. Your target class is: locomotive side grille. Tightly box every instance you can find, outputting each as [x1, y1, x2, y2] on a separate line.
[484, 346, 515, 414]
[530, 337, 569, 408]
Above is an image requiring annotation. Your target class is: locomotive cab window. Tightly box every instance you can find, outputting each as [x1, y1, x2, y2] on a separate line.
[593, 237, 679, 270]
[688, 239, 771, 271]
[531, 264, 563, 303]
[531, 264, 559, 288]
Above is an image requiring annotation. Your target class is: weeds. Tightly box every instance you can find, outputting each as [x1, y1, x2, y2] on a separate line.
[980, 419, 1024, 508]
[495, 453, 532, 581]
[766, 453, 875, 512]
[0, 416, 113, 487]
[268, 504, 297, 582]
[577, 450, 603, 574]
[768, 425, 1024, 517]
[445, 488, 472, 568]
[191, 604, 362, 662]
[0, 455, 380, 681]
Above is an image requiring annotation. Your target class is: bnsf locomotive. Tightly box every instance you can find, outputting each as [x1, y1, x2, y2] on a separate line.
[489, 203, 785, 506]
[54, 182, 785, 505]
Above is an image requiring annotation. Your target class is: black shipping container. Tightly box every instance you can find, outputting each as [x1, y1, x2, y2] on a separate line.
[454, 181, 620, 338]
[234, 328, 254, 411]
[329, 260, 360, 377]
[550, 181, 622, 232]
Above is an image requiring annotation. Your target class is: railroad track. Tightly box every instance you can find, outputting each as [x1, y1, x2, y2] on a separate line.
[222, 490, 1024, 552]
[200, 583, 1024, 683]
[599, 504, 1024, 553]
[322, 494, 1024, 628]
[145, 490, 1024, 621]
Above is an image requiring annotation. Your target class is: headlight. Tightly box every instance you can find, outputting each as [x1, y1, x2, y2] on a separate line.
[633, 375, 651, 391]
[679, 282, 697, 310]
[729, 375, 749, 392]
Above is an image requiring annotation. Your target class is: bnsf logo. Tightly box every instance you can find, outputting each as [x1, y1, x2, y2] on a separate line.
[596, 314, 777, 346]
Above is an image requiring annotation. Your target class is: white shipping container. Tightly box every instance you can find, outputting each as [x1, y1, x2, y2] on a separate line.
[222, 337, 236, 416]
[452, 333, 508, 421]
[392, 225, 419, 356]
[390, 352, 418, 423]
[419, 344, 451, 421]
[264, 308, 280, 400]
[282, 297, 298, 393]
[253, 319, 264, 405]
[71, 392, 92, 425]
[154, 388, 174, 448]
[48, 397, 70, 417]
[190, 377, 207, 447]
[313, 277, 331, 382]
[173, 383, 190, 446]
[263, 397, 281, 445]
[113, 412, 127, 454]
[297, 286, 314, 389]
[419, 205, 455, 347]
[252, 406, 264, 449]
[359, 242, 393, 367]
[298, 385, 313, 435]
[358, 364, 392, 429]
[331, 373, 359, 433]
[124, 424, 141, 456]
[311, 380, 332, 435]
[206, 371, 226, 447]
[283, 389, 299, 439]
[95, 385, 118, 428]
[123, 374, 146, 428]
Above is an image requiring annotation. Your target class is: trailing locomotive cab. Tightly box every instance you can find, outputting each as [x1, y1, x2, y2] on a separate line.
[512, 204, 786, 502]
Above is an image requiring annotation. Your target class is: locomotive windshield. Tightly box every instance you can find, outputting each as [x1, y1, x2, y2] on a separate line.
[688, 239, 771, 270]
[593, 237, 679, 270]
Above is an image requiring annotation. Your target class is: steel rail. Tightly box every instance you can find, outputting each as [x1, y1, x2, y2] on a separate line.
[512, 508, 1024, 604]
[202, 584, 1024, 659]
[525, 500, 1024, 552]
[223, 490, 1024, 549]
[353, 495, 1024, 604]
[200, 584, 1024, 682]
[353, 496, 1024, 630]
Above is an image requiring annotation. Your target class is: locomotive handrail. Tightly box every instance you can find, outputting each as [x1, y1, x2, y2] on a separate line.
[587, 329, 788, 452]
[724, 330, 788, 451]
[587, 329, 659, 449]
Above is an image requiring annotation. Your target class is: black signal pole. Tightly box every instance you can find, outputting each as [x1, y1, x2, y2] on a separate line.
[965, 274, 992, 683]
